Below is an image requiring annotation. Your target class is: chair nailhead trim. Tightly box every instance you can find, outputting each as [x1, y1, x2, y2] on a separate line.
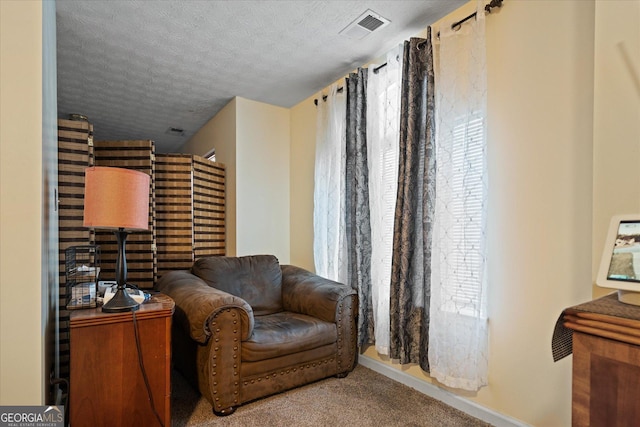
[210, 310, 241, 411]
[243, 357, 336, 384]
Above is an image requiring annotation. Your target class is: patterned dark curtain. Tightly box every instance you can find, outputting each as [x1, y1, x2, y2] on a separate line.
[345, 68, 373, 348]
[389, 32, 436, 371]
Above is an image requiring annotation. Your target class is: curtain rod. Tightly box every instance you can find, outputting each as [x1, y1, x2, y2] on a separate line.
[373, 0, 503, 75]
[436, 0, 503, 39]
[314, 87, 343, 106]
[314, 0, 503, 104]
[373, 0, 503, 74]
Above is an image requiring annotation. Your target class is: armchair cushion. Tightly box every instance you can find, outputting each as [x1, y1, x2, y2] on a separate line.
[192, 255, 283, 315]
[242, 312, 336, 362]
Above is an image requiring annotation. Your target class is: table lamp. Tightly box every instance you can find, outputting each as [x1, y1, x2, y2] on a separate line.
[83, 166, 150, 312]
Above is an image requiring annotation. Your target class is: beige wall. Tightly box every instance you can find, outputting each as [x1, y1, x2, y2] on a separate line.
[182, 98, 238, 255]
[289, 1, 612, 425]
[182, 97, 291, 263]
[0, 0, 44, 404]
[235, 97, 290, 261]
[592, 0, 640, 298]
[478, 1, 594, 424]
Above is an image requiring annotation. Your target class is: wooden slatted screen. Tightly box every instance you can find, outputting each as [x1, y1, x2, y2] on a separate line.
[59, 134, 225, 286]
[155, 154, 194, 276]
[93, 140, 156, 289]
[57, 118, 94, 379]
[193, 155, 226, 259]
[155, 154, 226, 280]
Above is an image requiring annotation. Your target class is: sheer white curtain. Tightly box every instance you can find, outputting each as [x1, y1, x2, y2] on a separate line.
[428, 0, 489, 391]
[314, 83, 348, 284]
[366, 46, 403, 355]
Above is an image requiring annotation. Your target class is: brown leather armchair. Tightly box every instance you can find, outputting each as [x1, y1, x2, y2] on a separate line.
[156, 255, 358, 415]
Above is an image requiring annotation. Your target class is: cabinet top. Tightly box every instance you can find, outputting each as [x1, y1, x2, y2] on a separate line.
[564, 292, 640, 322]
[562, 292, 640, 346]
[70, 292, 174, 327]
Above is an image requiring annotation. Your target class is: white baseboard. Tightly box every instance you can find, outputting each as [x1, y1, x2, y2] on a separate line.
[358, 354, 530, 427]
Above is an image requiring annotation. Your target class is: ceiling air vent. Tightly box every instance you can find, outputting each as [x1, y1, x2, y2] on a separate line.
[339, 9, 390, 40]
[165, 127, 185, 137]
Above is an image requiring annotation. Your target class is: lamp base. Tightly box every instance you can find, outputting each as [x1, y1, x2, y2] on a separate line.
[102, 287, 140, 313]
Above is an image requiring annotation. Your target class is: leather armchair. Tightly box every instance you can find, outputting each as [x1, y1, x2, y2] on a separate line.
[156, 255, 358, 415]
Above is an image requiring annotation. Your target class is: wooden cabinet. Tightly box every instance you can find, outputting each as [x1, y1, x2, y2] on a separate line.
[563, 296, 640, 427]
[69, 294, 174, 427]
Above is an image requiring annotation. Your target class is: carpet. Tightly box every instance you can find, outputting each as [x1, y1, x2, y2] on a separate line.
[171, 364, 493, 426]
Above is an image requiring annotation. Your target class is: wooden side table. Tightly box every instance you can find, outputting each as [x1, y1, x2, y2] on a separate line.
[69, 293, 174, 427]
[562, 294, 640, 427]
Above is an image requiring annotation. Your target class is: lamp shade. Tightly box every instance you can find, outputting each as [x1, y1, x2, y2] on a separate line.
[83, 166, 150, 230]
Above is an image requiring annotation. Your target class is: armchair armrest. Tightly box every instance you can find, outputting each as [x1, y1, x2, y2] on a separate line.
[281, 265, 358, 374]
[281, 265, 356, 323]
[155, 270, 254, 344]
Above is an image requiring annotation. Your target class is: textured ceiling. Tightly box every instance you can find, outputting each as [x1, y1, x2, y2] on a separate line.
[56, 0, 465, 153]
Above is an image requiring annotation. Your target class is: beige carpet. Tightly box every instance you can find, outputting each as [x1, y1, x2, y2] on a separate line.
[171, 364, 493, 427]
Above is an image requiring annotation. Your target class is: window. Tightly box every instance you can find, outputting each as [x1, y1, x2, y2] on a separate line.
[440, 113, 486, 317]
[204, 147, 216, 162]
